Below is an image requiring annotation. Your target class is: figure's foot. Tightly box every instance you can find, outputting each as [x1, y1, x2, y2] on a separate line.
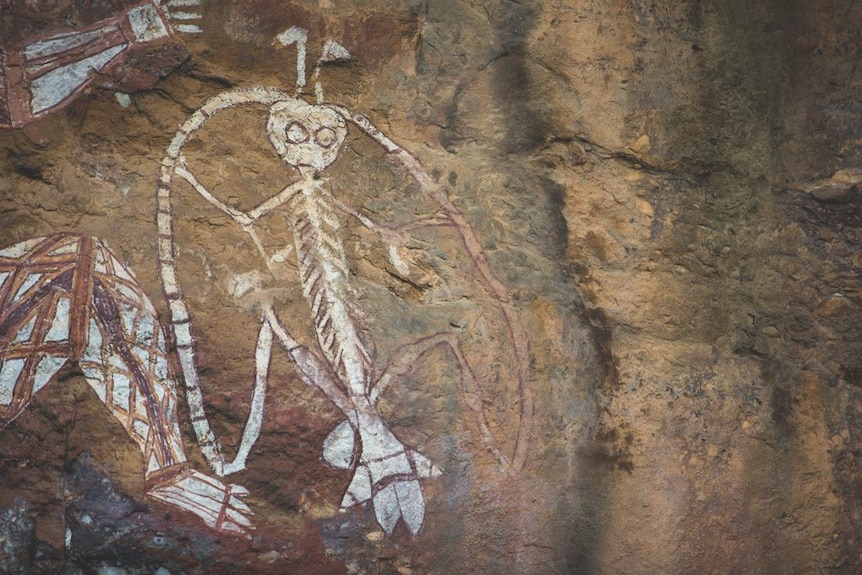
[323, 419, 441, 536]
[146, 466, 254, 536]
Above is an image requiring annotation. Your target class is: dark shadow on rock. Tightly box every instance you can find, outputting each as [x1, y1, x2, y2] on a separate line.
[0, 499, 37, 575]
[64, 452, 214, 574]
[58, 452, 344, 575]
[490, 2, 548, 155]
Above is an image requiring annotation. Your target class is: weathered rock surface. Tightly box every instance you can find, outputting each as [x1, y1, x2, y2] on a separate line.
[0, 0, 861, 573]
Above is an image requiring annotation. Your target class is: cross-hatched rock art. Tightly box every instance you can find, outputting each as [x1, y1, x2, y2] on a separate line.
[0, 233, 253, 535]
[0, 0, 199, 128]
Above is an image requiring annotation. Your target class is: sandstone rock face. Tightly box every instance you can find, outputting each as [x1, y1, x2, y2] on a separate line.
[0, 1, 860, 573]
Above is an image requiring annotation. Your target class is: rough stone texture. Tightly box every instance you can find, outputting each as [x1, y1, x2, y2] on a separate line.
[0, 0, 861, 573]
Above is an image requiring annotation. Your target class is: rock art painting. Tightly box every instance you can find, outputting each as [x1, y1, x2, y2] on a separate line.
[0, 0, 200, 128]
[155, 28, 533, 537]
[0, 233, 253, 535]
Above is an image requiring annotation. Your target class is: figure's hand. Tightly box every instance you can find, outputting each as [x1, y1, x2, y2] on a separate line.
[387, 243, 413, 276]
[148, 467, 254, 536]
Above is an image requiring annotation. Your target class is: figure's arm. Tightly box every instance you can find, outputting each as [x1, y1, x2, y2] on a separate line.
[174, 158, 254, 226]
[248, 179, 306, 221]
[173, 158, 307, 272]
[312, 184, 451, 278]
[174, 155, 306, 227]
[338, 108, 534, 473]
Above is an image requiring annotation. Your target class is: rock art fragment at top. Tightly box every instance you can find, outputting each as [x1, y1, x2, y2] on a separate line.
[0, 0, 197, 129]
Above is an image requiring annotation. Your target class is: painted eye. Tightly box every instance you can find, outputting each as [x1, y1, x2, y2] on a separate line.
[285, 121, 309, 144]
[315, 126, 337, 149]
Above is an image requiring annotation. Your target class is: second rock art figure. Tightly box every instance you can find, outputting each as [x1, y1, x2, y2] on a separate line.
[0, 233, 252, 534]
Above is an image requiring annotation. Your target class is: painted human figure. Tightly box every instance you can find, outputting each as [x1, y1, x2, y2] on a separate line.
[158, 83, 532, 536]
[0, 233, 252, 534]
[159, 88, 450, 535]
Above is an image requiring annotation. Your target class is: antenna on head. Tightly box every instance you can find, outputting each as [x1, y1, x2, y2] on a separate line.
[275, 26, 309, 93]
[274, 28, 353, 101]
[313, 40, 352, 103]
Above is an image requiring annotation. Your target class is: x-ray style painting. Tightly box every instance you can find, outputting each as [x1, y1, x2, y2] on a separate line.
[0, 22, 532, 539]
[0, 234, 252, 534]
[153, 27, 533, 537]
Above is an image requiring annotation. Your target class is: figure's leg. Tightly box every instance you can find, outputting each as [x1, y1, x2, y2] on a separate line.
[81, 247, 252, 534]
[325, 331, 510, 536]
[263, 306, 351, 412]
[266, 306, 437, 534]
[267, 305, 445, 535]
[331, 330, 519, 534]
[324, 333, 491, 536]
[220, 318, 272, 476]
[333, 404, 442, 536]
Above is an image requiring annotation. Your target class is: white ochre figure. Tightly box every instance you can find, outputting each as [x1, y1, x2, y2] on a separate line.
[157, 83, 533, 536]
[0, 234, 253, 535]
[159, 88, 441, 536]
[153, 23, 531, 540]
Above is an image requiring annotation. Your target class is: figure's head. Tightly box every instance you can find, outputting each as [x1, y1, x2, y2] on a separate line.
[266, 98, 347, 174]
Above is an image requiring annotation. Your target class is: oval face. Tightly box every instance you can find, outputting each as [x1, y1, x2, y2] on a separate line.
[266, 99, 347, 172]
